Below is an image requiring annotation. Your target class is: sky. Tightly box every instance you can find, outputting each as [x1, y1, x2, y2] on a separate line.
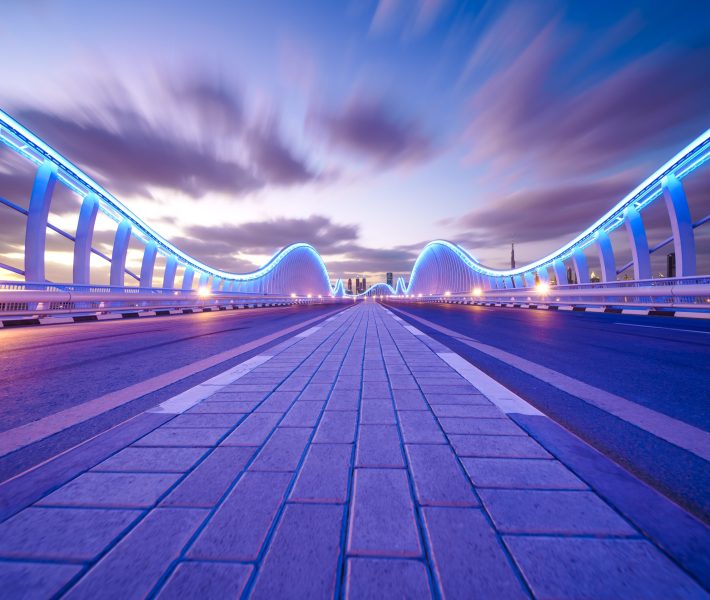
[1, 0, 709, 284]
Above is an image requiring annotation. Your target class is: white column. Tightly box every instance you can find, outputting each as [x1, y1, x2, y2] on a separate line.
[163, 256, 178, 289]
[596, 230, 616, 282]
[524, 272, 535, 287]
[662, 174, 696, 277]
[73, 193, 98, 285]
[24, 161, 58, 282]
[552, 260, 566, 285]
[536, 267, 549, 283]
[110, 220, 132, 287]
[181, 267, 195, 290]
[624, 206, 651, 280]
[139, 242, 158, 288]
[572, 248, 589, 283]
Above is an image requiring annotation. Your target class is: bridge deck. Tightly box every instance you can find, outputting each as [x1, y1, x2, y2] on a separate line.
[0, 303, 703, 598]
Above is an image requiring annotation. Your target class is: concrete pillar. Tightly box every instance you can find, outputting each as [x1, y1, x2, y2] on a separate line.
[198, 273, 210, 289]
[662, 174, 696, 277]
[24, 161, 58, 282]
[524, 272, 535, 288]
[181, 267, 195, 290]
[211, 276, 222, 291]
[139, 242, 158, 289]
[552, 260, 566, 286]
[110, 220, 132, 287]
[73, 193, 99, 285]
[163, 256, 178, 289]
[513, 275, 523, 288]
[536, 267, 549, 283]
[596, 230, 616, 283]
[624, 206, 651, 281]
[572, 248, 589, 283]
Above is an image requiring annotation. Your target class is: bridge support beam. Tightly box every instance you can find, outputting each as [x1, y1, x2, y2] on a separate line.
[662, 174, 696, 277]
[163, 256, 178, 289]
[110, 220, 132, 287]
[73, 193, 99, 285]
[596, 230, 616, 282]
[182, 267, 195, 291]
[198, 273, 210, 290]
[140, 242, 158, 289]
[624, 206, 651, 280]
[24, 161, 58, 282]
[212, 277, 222, 291]
[513, 275, 523, 288]
[572, 248, 589, 284]
[552, 260, 566, 286]
[524, 272, 535, 288]
[536, 267, 549, 283]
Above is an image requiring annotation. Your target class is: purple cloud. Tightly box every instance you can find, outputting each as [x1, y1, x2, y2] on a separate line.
[315, 98, 435, 167]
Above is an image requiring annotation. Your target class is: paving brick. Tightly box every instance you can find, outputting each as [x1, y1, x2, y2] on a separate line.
[362, 381, 391, 399]
[300, 383, 332, 400]
[327, 389, 360, 411]
[187, 471, 291, 561]
[425, 393, 490, 405]
[462, 458, 587, 490]
[221, 412, 280, 446]
[161, 447, 255, 508]
[93, 447, 207, 473]
[448, 434, 552, 459]
[333, 375, 362, 390]
[290, 443, 352, 503]
[405, 445, 477, 507]
[356, 425, 405, 468]
[431, 404, 505, 418]
[208, 390, 269, 402]
[278, 376, 311, 392]
[392, 388, 427, 410]
[360, 399, 396, 425]
[480, 489, 636, 535]
[0, 561, 81, 599]
[345, 558, 432, 599]
[422, 507, 527, 599]
[438, 417, 526, 436]
[249, 427, 312, 472]
[251, 504, 344, 599]
[156, 562, 252, 600]
[162, 413, 245, 428]
[389, 376, 419, 390]
[419, 384, 477, 395]
[314, 410, 357, 443]
[217, 384, 273, 393]
[348, 469, 421, 557]
[64, 508, 206, 600]
[133, 427, 228, 447]
[187, 401, 258, 414]
[0, 507, 140, 561]
[505, 536, 705, 599]
[398, 411, 446, 444]
[38, 472, 180, 508]
[280, 401, 324, 427]
[256, 391, 299, 413]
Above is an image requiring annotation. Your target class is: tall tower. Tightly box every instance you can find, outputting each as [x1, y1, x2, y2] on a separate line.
[355, 277, 360, 293]
[510, 242, 516, 269]
[347, 278, 352, 293]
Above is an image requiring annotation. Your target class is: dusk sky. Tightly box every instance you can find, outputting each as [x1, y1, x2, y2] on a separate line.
[1, 0, 709, 283]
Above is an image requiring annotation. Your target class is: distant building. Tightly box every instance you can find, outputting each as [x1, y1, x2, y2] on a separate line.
[667, 252, 676, 278]
[590, 271, 601, 283]
[355, 277, 361, 294]
[347, 278, 352, 294]
[510, 242, 515, 269]
[363, 277, 367, 292]
[566, 266, 576, 284]
[386, 272, 393, 287]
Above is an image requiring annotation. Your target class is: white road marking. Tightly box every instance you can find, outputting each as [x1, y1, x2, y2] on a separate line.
[296, 326, 322, 337]
[615, 322, 710, 335]
[404, 325, 425, 336]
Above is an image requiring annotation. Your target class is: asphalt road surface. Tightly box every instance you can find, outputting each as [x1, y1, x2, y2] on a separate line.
[0, 303, 345, 480]
[383, 300, 710, 523]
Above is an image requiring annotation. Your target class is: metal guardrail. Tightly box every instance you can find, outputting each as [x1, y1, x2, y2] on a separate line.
[0, 281, 343, 320]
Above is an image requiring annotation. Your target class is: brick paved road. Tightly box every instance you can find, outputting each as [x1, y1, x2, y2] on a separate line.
[0, 303, 705, 598]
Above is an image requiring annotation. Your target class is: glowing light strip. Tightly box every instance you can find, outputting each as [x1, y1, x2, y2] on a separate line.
[0, 109, 335, 287]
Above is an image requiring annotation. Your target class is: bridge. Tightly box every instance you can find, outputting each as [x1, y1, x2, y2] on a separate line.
[0, 110, 709, 598]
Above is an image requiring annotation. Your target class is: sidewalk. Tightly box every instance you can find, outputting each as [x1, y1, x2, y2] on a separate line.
[0, 302, 705, 599]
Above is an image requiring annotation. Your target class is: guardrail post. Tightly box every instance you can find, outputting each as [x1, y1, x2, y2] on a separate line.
[73, 193, 98, 285]
[110, 220, 132, 287]
[572, 248, 590, 284]
[662, 174, 696, 276]
[163, 256, 178, 289]
[624, 205, 651, 280]
[596, 230, 616, 282]
[139, 242, 158, 288]
[24, 161, 58, 282]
